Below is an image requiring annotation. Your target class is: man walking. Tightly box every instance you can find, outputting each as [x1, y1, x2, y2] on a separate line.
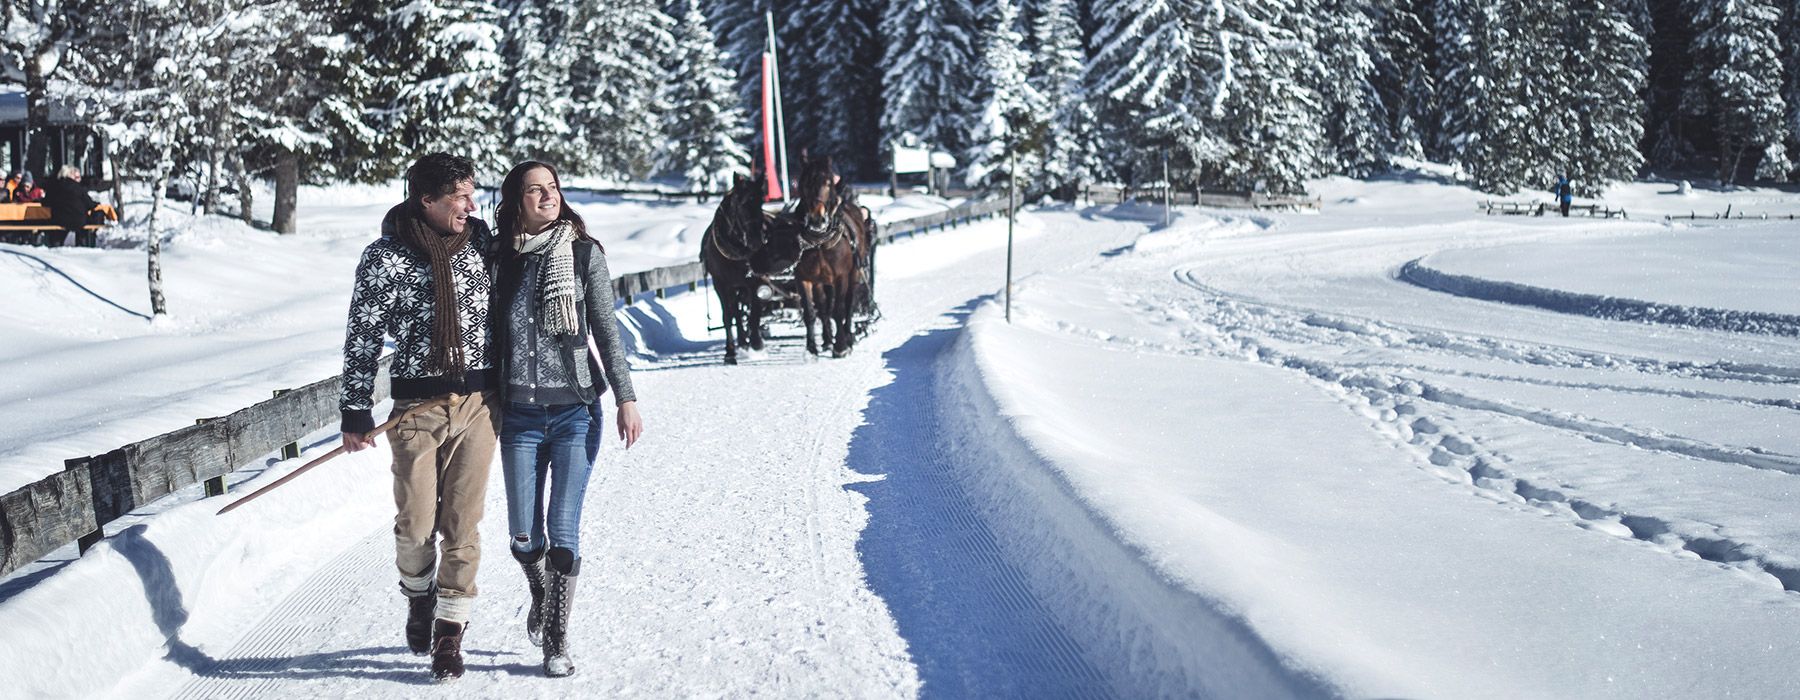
[339, 153, 498, 682]
[1553, 173, 1574, 217]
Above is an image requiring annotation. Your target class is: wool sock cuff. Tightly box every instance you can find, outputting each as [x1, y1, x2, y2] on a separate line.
[434, 593, 474, 624]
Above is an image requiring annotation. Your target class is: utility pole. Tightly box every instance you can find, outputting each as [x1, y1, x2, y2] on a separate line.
[1006, 129, 1016, 324]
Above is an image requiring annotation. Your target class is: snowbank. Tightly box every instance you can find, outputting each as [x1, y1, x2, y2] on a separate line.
[1417, 223, 1800, 315]
[1400, 259, 1800, 336]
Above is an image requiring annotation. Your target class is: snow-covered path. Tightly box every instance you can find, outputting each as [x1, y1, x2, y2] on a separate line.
[94, 210, 1242, 698]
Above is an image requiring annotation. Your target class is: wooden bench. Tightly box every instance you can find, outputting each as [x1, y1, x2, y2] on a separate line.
[0, 203, 104, 247]
[0, 224, 102, 247]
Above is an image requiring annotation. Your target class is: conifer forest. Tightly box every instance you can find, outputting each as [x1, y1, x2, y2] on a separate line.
[7, 0, 1796, 200]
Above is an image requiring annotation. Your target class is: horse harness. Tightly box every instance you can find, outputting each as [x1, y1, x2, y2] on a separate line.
[797, 192, 857, 257]
[708, 204, 767, 263]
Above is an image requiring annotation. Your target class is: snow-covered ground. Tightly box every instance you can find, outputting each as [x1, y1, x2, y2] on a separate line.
[968, 194, 1800, 696]
[2, 176, 1797, 698]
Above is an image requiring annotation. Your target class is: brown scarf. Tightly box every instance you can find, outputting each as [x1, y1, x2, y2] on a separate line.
[387, 202, 471, 376]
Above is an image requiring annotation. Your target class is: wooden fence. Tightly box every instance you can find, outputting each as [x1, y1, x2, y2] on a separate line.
[1664, 211, 1800, 221]
[1084, 184, 1321, 210]
[0, 196, 1009, 579]
[1479, 200, 1628, 219]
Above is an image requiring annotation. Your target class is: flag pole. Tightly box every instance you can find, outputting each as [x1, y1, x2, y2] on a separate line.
[766, 10, 791, 204]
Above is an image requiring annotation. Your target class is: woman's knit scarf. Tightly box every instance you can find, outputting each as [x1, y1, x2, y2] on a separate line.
[389, 202, 471, 376]
[515, 220, 580, 336]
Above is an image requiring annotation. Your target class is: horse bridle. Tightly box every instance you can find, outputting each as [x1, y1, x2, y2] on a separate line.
[709, 195, 764, 262]
[799, 186, 849, 251]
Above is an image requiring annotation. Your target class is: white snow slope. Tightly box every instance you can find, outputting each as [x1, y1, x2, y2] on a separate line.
[2, 175, 1797, 698]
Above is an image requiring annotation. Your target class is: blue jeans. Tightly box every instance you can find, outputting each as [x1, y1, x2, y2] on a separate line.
[500, 402, 602, 560]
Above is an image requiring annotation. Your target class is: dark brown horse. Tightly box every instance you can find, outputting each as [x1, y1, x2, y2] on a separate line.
[790, 154, 871, 358]
[701, 174, 772, 364]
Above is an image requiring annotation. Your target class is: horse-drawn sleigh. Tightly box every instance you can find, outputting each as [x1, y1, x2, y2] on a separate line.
[701, 154, 878, 364]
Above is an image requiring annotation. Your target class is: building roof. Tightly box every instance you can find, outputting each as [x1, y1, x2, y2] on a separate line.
[0, 91, 90, 127]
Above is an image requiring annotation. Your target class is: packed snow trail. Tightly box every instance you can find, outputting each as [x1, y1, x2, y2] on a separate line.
[89, 209, 1310, 698]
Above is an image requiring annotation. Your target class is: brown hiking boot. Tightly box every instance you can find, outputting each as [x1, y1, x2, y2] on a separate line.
[405, 589, 436, 655]
[430, 619, 466, 683]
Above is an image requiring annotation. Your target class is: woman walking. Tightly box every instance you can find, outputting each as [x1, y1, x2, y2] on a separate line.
[492, 160, 644, 677]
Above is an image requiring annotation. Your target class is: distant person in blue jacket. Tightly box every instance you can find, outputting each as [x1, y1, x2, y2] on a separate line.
[1553, 174, 1573, 217]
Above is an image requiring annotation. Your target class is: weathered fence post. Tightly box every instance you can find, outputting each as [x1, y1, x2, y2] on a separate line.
[273, 389, 301, 461]
[196, 417, 228, 497]
[65, 457, 103, 555]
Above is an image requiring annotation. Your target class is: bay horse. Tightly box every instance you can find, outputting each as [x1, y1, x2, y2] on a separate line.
[701, 174, 772, 364]
[790, 154, 871, 358]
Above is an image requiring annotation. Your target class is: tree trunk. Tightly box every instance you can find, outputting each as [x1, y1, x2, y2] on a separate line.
[236, 157, 254, 226]
[273, 150, 298, 234]
[148, 166, 168, 317]
[203, 145, 222, 215]
[110, 153, 126, 221]
[24, 57, 50, 176]
[1721, 139, 1742, 185]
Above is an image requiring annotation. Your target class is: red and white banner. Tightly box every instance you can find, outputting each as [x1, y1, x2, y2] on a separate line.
[760, 52, 782, 202]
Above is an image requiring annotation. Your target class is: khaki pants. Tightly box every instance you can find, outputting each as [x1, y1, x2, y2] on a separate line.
[388, 391, 499, 622]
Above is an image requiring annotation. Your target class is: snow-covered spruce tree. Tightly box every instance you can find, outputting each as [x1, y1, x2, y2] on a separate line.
[967, 0, 1046, 189]
[1088, 0, 1223, 185]
[658, 0, 751, 191]
[498, 0, 580, 168]
[1371, 0, 1435, 160]
[567, 0, 673, 179]
[1030, 0, 1107, 195]
[881, 0, 985, 178]
[379, 1, 507, 178]
[1210, 0, 1330, 193]
[708, 0, 771, 128]
[783, 0, 883, 178]
[1316, 0, 1393, 177]
[1640, 0, 1698, 171]
[1787, 0, 1800, 179]
[221, 0, 362, 233]
[1561, 0, 1647, 194]
[1431, 0, 1490, 177]
[306, 0, 394, 184]
[1433, 0, 1564, 193]
[1684, 0, 1790, 183]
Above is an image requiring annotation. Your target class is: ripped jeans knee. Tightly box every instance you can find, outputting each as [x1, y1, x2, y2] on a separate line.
[510, 532, 542, 555]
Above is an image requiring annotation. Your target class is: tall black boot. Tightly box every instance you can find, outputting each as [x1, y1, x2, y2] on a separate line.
[513, 548, 548, 647]
[404, 587, 436, 655]
[543, 547, 581, 677]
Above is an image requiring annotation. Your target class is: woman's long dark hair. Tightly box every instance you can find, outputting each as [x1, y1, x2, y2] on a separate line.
[494, 160, 598, 249]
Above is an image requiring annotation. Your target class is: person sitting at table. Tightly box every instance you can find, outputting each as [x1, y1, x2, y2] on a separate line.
[40, 165, 115, 246]
[5, 171, 43, 203]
